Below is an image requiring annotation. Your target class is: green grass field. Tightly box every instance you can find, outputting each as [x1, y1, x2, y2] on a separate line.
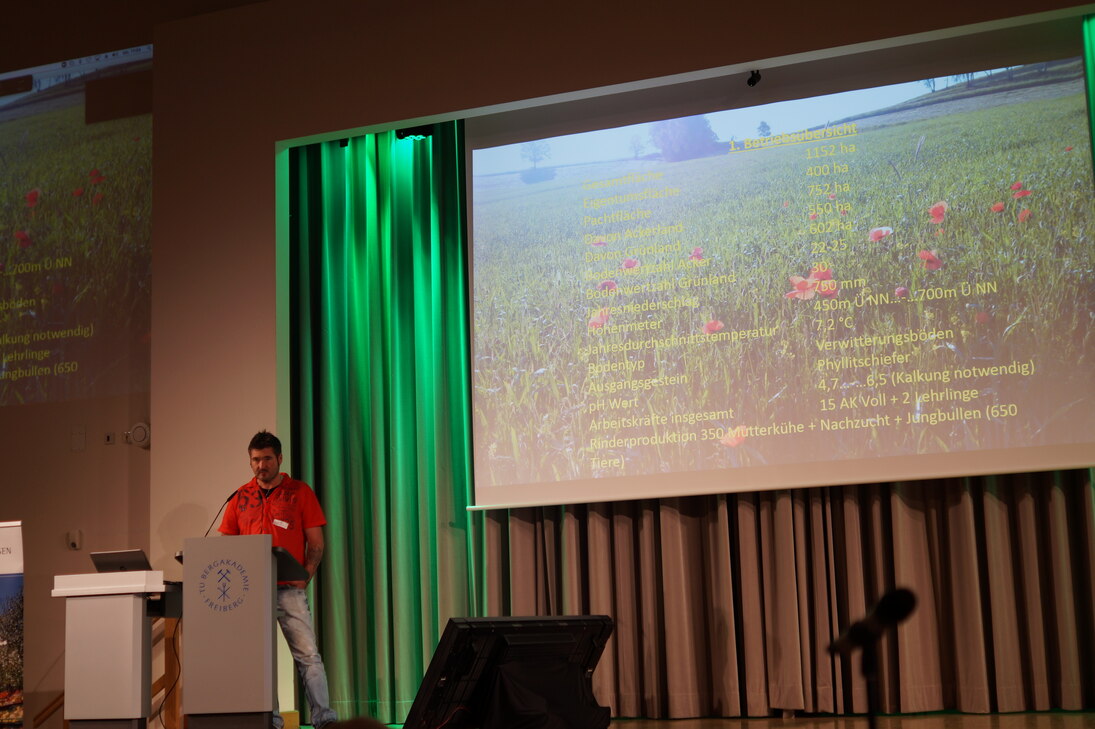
[471, 90, 1095, 486]
[0, 101, 151, 405]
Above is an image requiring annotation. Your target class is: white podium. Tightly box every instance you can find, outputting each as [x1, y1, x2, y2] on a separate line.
[52, 570, 168, 729]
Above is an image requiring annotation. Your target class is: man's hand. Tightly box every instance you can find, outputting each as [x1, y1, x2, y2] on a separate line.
[289, 526, 324, 590]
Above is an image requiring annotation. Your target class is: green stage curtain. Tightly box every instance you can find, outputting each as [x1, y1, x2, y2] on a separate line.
[1086, 15, 1095, 167]
[1087, 15, 1095, 168]
[288, 122, 482, 724]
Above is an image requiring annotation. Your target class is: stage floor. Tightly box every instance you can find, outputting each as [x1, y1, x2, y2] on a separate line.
[371, 714, 1094, 729]
[607, 714, 1094, 729]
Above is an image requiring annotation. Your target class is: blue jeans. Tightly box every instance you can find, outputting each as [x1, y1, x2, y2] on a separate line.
[273, 587, 337, 729]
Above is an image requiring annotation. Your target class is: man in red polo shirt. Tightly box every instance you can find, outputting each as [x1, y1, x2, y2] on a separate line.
[219, 430, 337, 729]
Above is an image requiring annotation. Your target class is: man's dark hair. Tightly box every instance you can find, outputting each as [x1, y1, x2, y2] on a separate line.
[248, 430, 282, 455]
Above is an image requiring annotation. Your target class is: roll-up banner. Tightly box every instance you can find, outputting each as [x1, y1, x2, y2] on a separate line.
[0, 521, 23, 728]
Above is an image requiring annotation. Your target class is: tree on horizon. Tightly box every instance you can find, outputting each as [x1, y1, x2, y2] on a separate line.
[650, 115, 721, 162]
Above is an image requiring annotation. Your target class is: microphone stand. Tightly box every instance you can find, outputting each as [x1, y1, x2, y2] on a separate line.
[831, 588, 916, 729]
[861, 639, 879, 729]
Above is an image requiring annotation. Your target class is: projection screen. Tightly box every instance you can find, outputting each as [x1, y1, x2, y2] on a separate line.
[468, 50, 1095, 509]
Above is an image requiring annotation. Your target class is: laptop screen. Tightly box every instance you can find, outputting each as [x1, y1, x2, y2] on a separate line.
[90, 549, 152, 573]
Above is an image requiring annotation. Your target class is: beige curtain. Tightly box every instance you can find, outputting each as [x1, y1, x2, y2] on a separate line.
[484, 469, 1095, 717]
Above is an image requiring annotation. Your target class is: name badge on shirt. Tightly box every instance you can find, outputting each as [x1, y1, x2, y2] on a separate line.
[273, 518, 289, 529]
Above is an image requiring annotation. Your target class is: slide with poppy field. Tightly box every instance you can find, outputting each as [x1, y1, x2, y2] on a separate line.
[470, 59, 1095, 507]
[0, 54, 152, 407]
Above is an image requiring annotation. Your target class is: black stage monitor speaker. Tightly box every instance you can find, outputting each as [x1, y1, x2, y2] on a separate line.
[403, 615, 614, 729]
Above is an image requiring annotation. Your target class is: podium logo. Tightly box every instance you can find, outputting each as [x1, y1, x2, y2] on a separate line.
[198, 558, 251, 613]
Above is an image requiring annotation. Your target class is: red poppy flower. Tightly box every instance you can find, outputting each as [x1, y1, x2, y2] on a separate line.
[918, 249, 943, 271]
[703, 320, 724, 334]
[828, 193, 837, 200]
[597, 280, 617, 291]
[868, 226, 893, 242]
[25, 189, 40, 207]
[894, 286, 909, 298]
[1065, 146, 1073, 152]
[72, 187, 85, 197]
[591, 239, 607, 247]
[720, 429, 745, 448]
[1012, 190, 1032, 199]
[809, 213, 818, 220]
[588, 308, 610, 328]
[688, 247, 704, 261]
[621, 258, 638, 269]
[786, 275, 817, 300]
[928, 201, 948, 224]
[782, 200, 790, 207]
[1018, 208, 1031, 223]
[15, 230, 32, 248]
[788, 266, 839, 300]
[990, 202, 1004, 213]
[975, 311, 992, 325]
[92, 193, 104, 205]
[89, 169, 105, 184]
[840, 209, 848, 215]
[1010, 181, 1023, 190]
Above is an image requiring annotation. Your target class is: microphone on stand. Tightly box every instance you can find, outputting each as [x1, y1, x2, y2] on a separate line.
[175, 489, 242, 565]
[202, 488, 241, 538]
[829, 587, 917, 654]
[829, 587, 917, 729]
